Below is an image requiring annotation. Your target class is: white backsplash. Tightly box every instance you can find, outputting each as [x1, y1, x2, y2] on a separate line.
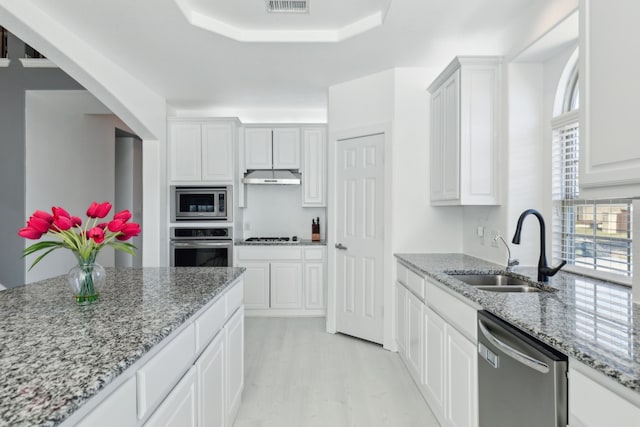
[242, 185, 326, 241]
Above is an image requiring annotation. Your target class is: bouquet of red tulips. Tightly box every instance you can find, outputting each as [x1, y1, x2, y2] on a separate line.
[19, 201, 141, 270]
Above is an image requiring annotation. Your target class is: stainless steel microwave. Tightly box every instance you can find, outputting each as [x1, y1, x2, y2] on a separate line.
[171, 186, 232, 221]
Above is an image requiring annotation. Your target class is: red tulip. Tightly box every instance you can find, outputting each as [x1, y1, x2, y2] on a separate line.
[52, 206, 70, 219]
[18, 227, 43, 240]
[27, 216, 50, 234]
[87, 227, 105, 244]
[87, 201, 112, 219]
[107, 219, 125, 232]
[96, 222, 108, 230]
[33, 210, 53, 224]
[117, 222, 141, 241]
[113, 210, 132, 222]
[54, 216, 73, 231]
[70, 216, 82, 227]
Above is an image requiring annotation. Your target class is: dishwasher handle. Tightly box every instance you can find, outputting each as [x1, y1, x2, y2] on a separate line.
[478, 319, 549, 374]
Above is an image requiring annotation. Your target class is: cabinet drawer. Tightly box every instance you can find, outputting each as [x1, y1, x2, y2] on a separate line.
[426, 279, 477, 341]
[226, 279, 244, 315]
[406, 269, 425, 301]
[304, 247, 325, 260]
[236, 246, 302, 261]
[137, 324, 196, 419]
[397, 262, 409, 286]
[77, 376, 137, 427]
[195, 296, 225, 353]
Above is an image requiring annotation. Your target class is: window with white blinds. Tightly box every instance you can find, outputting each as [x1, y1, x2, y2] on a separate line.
[551, 111, 633, 278]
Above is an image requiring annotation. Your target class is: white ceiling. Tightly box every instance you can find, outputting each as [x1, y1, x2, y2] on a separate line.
[25, 0, 543, 120]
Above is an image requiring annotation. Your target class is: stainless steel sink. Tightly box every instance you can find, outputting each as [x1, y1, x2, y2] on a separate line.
[448, 274, 552, 293]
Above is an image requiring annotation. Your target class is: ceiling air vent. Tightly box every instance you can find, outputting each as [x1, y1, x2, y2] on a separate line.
[266, 0, 309, 13]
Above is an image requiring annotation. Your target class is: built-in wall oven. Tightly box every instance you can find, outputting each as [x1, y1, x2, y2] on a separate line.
[170, 226, 233, 267]
[171, 186, 231, 222]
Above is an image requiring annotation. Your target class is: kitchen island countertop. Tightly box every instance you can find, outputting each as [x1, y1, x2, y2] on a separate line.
[0, 266, 244, 427]
[395, 253, 640, 395]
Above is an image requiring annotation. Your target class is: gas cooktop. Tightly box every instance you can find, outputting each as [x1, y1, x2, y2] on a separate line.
[244, 237, 299, 244]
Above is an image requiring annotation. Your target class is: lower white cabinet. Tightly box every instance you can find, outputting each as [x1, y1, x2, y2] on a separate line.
[226, 307, 245, 423]
[197, 332, 225, 427]
[236, 246, 326, 315]
[76, 376, 137, 427]
[145, 367, 198, 427]
[270, 262, 303, 309]
[395, 261, 478, 427]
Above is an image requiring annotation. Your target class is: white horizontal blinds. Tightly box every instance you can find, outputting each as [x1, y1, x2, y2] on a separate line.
[551, 110, 633, 277]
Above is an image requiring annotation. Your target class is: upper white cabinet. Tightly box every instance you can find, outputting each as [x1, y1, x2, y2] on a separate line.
[428, 57, 501, 206]
[169, 120, 235, 183]
[579, 0, 640, 197]
[244, 127, 300, 170]
[301, 127, 327, 207]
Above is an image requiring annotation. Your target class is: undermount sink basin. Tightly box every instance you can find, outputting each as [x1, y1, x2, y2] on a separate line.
[448, 274, 552, 293]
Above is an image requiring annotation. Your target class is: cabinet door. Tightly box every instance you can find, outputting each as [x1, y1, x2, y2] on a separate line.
[169, 123, 202, 181]
[202, 122, 233, 182]
[395, 283, 407, 355]
[430, 86, 445, 202]
[245, 128, 272, 169]
[302, 128, 326, 206]
[226, 307, 244, 424]
[580, 0, 640, 196]
[270, 262, 303, 309]
[441, 69, 460, 202]
[272, 128, 300, 169]
[304, 262, 324, 309]
[238, 262, 270, 309]
[406, 291, 423, 380]
[144, 366, 198, 427]
[423, 306, 446, 426]
[197, 331, 225, 427]
[445, 324, 478, 427]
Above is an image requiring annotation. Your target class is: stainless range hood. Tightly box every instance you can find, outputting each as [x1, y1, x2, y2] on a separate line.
[243, 170, 301, 185]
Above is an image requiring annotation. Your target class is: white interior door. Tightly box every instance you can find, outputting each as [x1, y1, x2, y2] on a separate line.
[335, 133, 385, 344]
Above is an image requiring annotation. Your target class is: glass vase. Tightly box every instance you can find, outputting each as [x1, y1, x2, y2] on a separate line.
[67, 253, 105, 304]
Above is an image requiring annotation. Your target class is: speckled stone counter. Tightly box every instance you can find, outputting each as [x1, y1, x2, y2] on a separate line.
[235, 239, 327, 246]
[0, 267, 244, 427]
[395, 253, 640, 395]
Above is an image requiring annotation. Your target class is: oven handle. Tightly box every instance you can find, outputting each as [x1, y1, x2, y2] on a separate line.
[171, 241, 232, 247]
[478, 319, 549, 374]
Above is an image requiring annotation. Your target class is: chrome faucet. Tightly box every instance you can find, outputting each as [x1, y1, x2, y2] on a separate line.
[494, 235, 519, 272]
[511, 209, 566, 282]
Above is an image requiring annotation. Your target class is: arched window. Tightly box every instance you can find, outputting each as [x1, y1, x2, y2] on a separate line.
[552, 51, 632, 279]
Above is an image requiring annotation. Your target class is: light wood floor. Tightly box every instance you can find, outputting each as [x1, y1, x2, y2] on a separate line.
[234, 317, 439, 427]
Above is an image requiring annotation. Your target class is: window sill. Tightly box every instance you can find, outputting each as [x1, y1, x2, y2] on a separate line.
[0, 58, 10, 67]
[19, 58, 57, 68]
[561, 264, 631, 287]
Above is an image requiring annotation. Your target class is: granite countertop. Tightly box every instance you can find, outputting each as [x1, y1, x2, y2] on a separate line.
[235, 239, 327, 246]
[395, 253, 640, 394]
[0, 266, 245, 427]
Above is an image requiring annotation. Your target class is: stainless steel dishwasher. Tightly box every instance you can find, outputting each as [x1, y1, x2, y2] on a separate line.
[477, 311, 568, 427]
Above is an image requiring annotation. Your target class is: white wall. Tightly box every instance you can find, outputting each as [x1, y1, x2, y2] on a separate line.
[242, 185, 326, 241]
[25, 91, 132, 283]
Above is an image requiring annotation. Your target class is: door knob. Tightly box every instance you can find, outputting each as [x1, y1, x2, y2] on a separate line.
[335, 243, 348, 250]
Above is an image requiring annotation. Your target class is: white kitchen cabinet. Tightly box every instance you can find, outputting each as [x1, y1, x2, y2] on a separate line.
[169, 120, 235, 183]
[239, 262, 270, 310]
[76, 376, 137, 427]
[144, 366, 198, 427]
[423, 305, 446, 426]
[197, 331, 225, 427]
[395, 283, 407, 355]
[244, 127, 300, 170]
[406, 291, 424, 380]
[428, 57, 501, 206]
[236, 246, 326, 315]
[445, 323, 477, 427]
[569, 361, 640, 427]
[270, 262, 303, 309]
[579, 0, 640, 198]
[226, 307, 244, 423]
[301, 127, 326, 207]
